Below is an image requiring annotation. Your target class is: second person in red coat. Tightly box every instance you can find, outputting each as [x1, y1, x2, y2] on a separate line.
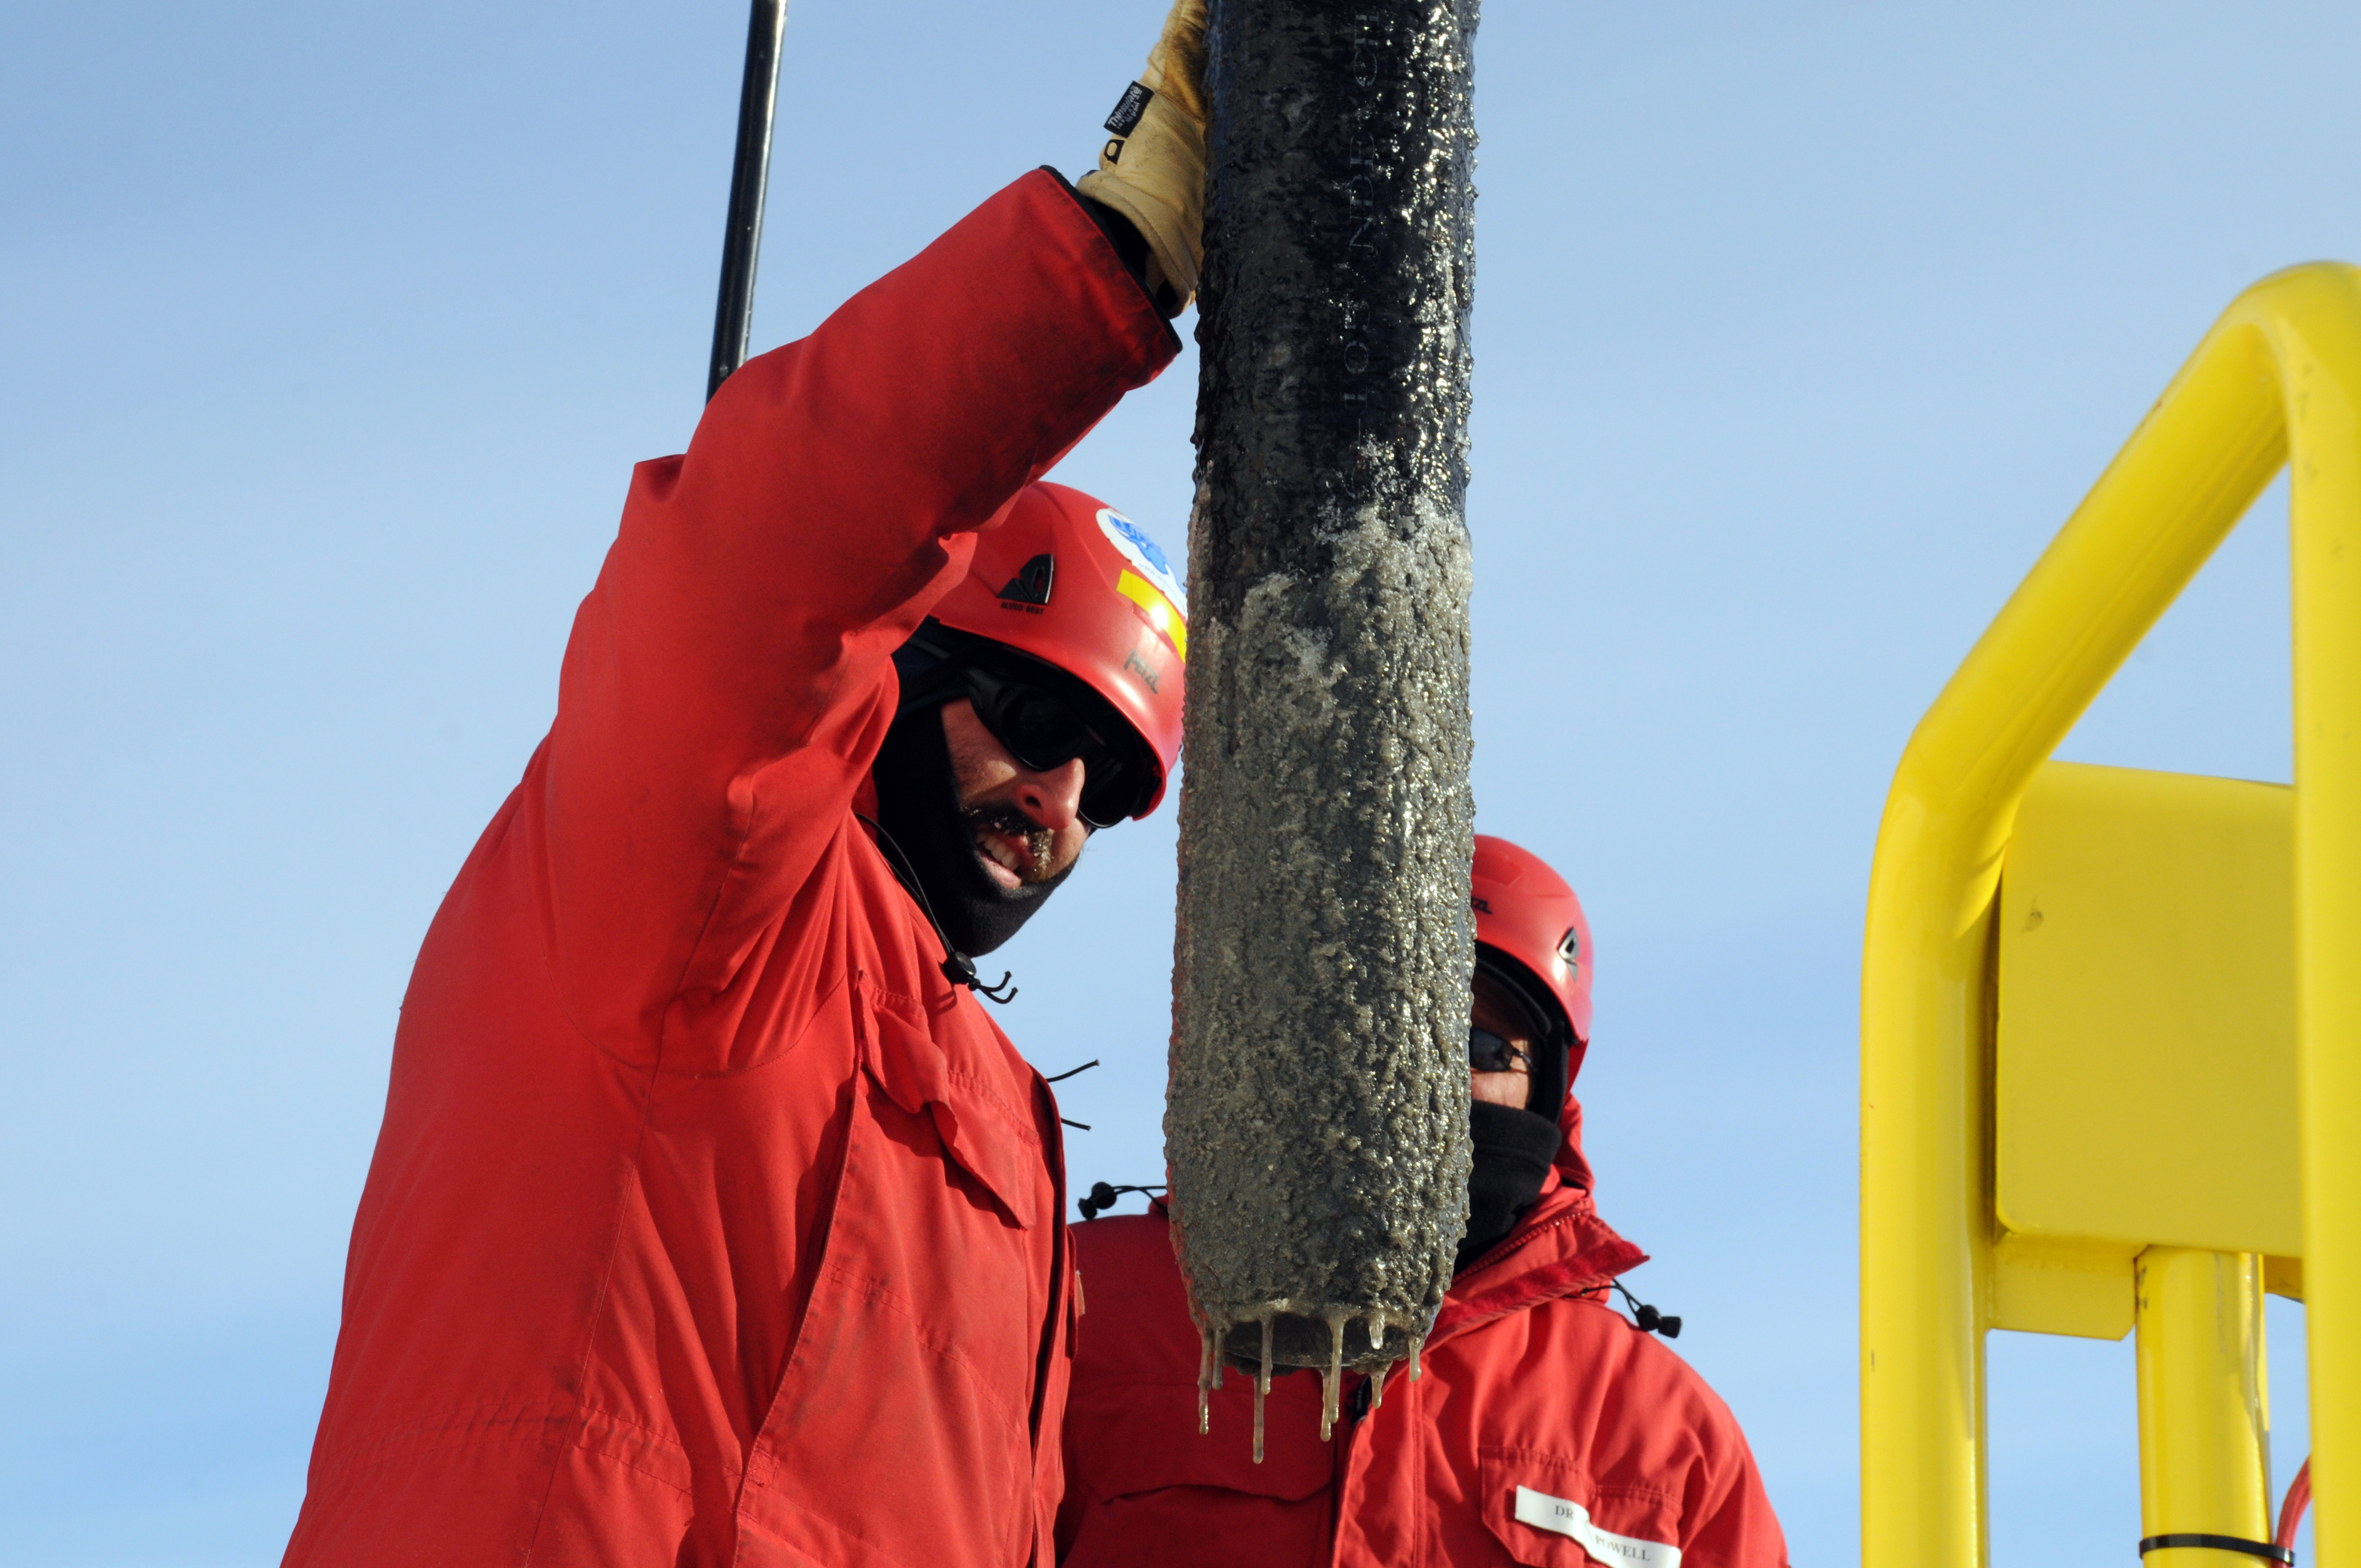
[1057, 836, 1792, 1568]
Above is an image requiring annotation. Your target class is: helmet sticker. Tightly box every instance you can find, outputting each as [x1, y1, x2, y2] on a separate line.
[1557, 927, 1581, 974]
[1097, 509, 1188, 618]
[1116, 569, 1187, 657]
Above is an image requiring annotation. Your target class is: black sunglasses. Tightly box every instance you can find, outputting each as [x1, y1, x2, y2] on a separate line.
[961, 663, 1155, 829]
[1467, 1026, 1533, 1076]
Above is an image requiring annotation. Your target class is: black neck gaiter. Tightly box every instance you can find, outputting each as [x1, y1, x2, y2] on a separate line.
[869, 703, 1074, 960]
[1456, 1101, 1563, 1273]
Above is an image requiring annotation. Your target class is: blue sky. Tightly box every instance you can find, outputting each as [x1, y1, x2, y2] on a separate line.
[2, 2, 2348, 1561]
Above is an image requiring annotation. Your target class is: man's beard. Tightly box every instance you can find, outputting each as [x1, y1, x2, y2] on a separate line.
[961, 804, 1060, 886]
[870, 703, 1078, 959]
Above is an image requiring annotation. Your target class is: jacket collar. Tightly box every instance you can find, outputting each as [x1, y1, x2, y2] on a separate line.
[1428, 1093, 1646, 1349]
[1143, 1094, 1647, 1353]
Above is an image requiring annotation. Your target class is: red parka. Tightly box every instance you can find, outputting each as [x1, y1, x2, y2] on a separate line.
[1056, 1101, 1790, 1568]
[283, 170, 1176, 1568]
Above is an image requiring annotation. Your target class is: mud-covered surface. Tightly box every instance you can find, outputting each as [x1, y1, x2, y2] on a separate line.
[1168, 0, 1479, 1388]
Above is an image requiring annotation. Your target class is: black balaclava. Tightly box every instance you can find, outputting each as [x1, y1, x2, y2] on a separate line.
[869, 689, 1077, 961]
[1455, 953, 1575, 1273]
[1457, 1101, 1564, 1272]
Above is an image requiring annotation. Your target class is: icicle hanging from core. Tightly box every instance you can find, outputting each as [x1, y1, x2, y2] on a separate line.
[1196, 1313, 1216, 1435]
[1252, 1314, 1271, 1464]
[1320, 1310, 1347, 1441]
[1191, 1300, 1435, 1459]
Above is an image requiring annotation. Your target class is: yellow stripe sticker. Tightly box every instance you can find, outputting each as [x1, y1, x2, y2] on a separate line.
[1116, 569, 1187, 659]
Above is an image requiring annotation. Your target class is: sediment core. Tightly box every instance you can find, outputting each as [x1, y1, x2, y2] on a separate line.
[1168, 0, 1481, 1424]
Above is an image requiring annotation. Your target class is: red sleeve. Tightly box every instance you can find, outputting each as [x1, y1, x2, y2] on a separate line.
[1674, 1386, 1791, 1568]
[541, 170, 1175, 1061]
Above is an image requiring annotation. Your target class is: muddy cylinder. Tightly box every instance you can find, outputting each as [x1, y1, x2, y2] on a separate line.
[1168, 0, 1479, 1405]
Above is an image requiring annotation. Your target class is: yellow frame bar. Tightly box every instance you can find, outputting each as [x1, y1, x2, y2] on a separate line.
[1861, 263, 2361, 1568]
[2136, 1249, 2272, 1568]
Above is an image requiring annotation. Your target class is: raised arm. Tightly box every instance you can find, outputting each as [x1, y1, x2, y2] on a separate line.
[537, 170, 1176, 1058]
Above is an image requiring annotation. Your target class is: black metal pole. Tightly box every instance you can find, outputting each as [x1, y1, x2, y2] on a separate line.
[706, 0, 788, 401]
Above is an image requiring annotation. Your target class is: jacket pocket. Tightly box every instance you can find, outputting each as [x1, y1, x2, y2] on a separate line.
[734, 980, 1048, 1568]
[853, 980, 1041, 1229]
[1478, 1449, 1682, 1568]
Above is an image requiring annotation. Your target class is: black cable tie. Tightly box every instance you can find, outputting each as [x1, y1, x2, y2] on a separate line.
[1061, 1118, 1091, 1131]
[1045, 1059, 1101, 1083]
[2139, 1536, 2293, 1563]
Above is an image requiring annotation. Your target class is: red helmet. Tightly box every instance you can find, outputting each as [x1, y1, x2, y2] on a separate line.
[928, 481, 1188, 819]
[1471, 834, 1594, 1082]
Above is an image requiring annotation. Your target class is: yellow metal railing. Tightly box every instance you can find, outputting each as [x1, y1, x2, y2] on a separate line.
[2135, 1249, 2273, 1567]
[1862, 263, 2361, 1567]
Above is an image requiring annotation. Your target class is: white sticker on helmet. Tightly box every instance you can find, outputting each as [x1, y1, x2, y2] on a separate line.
[1096, 508, 1188, 618]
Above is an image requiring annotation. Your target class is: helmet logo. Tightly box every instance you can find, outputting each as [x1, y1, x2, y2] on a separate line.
[1097, 509, 1188, 617]
[1557, 927, 1581, 971]
[998, 553, 1055, 607]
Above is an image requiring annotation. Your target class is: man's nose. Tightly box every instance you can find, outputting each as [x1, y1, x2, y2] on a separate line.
[1016, 756, 1087, 831]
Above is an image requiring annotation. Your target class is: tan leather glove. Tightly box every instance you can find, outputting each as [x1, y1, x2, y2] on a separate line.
[1078, 0, 1208, 311]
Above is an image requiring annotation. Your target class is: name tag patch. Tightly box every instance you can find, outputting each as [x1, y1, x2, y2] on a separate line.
[1513, 1485, 1682, 1568]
